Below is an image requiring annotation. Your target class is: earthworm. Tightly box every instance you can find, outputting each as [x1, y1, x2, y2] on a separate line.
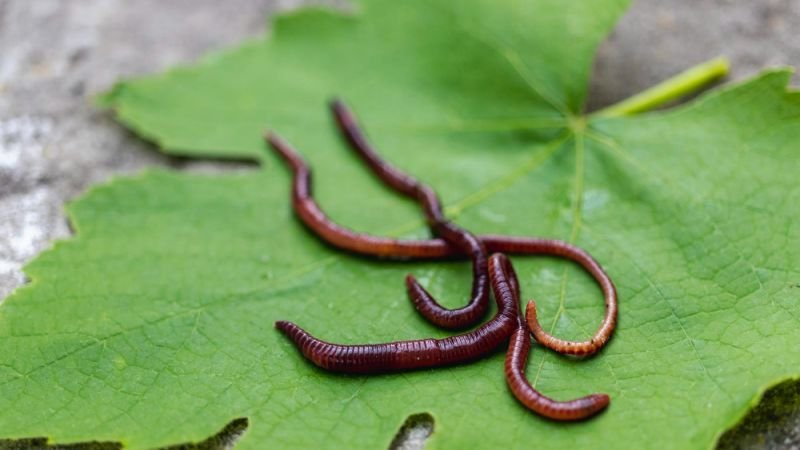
[267, 112, 617, 354]
[505, 320, 610, 421]
[267, 131, 490, 330]
[274, 253, 518, 374]
[332, 98, 616, 355]
[331, 99, 493, 329]
[525, 297, 617, 357]
[481, 237, 617, 357]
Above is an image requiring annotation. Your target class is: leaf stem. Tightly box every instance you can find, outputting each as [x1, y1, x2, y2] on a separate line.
[593, 56, 730, 117]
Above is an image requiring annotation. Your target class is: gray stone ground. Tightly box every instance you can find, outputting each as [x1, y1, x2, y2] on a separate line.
[0, 0, 798, 448]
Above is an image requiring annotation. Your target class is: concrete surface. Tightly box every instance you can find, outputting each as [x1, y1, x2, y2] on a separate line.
[0, 0, 798, 448]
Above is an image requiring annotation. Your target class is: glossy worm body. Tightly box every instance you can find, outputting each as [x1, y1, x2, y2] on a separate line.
[266, 130, 618, 354]
[331, 99, 493, 330]
[505, 322, 610, 421]
[275, 253, 518, 374]
[526, 298, 617, 357]
[330, 98, 617, 352]
[405, 221, 489, 329]
[267, 131, 490, 330]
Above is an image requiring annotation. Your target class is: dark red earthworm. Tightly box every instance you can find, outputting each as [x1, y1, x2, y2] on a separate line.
[274, 253, 518, 374]
[505, 321, 610, 421]
[403, 221, 489, 329]
[267, 131, 490, 330]
[266, 131, 618, 353]
[330, 98, 435, 218]
[331, 99, 492, 329]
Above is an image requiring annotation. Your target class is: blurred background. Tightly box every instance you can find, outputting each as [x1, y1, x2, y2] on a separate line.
[0, 0, 798, 448]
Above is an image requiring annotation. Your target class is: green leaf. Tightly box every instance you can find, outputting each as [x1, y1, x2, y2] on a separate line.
[3, 1, 800, 449]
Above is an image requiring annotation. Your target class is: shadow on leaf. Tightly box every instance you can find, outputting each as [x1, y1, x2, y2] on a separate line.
[717, 379, 800, 449]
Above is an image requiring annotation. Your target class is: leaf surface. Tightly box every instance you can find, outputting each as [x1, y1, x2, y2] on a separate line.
[3, 1, 800, 449]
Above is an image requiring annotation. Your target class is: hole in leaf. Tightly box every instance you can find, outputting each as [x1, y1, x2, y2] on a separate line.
[716, 379, 800, 449]
[0, 417, 248, 450]
[161, 417, 248, 450]
[165, 154, 259, 174]
[0, 438, 121, 450]
[388, 413, 434, 450]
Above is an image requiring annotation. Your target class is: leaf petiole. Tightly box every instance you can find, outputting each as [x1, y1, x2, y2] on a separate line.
[593, 56, 730, 117]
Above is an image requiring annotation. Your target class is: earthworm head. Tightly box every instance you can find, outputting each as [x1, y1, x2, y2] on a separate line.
[525, 300, 549, 339]
[329, 97, 345, 112]
[264, 130, 278, 144]
[577, 393, 611, 419]
[403, 274, 435, 308]
[525, 301, 538, 321]
[264, 131, 309, 181]
[264, 131, 286, 157]
[330, 97, 356, 128]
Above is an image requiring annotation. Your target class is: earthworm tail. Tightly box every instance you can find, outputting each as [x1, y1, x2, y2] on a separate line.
[274, 253, 518, 374]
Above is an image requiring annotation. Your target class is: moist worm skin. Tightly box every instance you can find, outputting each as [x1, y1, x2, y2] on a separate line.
[331, 99, 493, 330]
[267, 131, 490, 330]
[267, 131, 618, 351]
[526, 296, 617, 357]
[330, 99, 489, 329]
[505, 322, 610, 421]
[274, 253, 518, 374]
[404, 220, 489, 329]
[331, 98, 619, 337]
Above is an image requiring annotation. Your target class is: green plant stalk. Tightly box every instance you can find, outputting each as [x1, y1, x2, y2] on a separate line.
[594, 56, 730, 117]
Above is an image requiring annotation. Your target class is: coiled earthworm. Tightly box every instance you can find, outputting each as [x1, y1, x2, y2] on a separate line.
[267, 131, 490, 330]
[505, 321, 610, 421]
[525, 297, 617, 357]
[274, 253, 518, 374]
[330, 98, 617, 356]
